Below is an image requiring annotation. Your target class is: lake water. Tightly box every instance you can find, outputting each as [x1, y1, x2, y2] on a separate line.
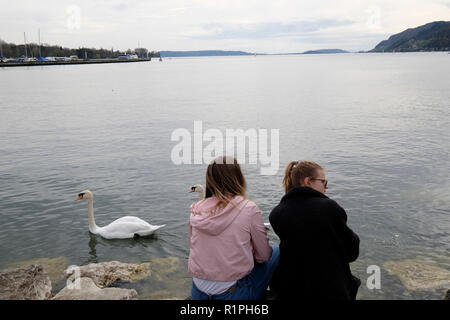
[1, 53, 449, 299]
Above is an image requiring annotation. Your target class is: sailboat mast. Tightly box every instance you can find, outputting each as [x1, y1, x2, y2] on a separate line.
[38, 28, 41, 57]
[23, 32, 27, 58]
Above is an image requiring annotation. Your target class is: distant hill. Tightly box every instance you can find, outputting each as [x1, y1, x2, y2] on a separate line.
[370, 21, 450, 52]
[302, 49, 349, 54]
[159, 50, 253, 57]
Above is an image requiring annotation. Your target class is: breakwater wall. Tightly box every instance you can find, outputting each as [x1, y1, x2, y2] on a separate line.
[0, 58, 151, 68]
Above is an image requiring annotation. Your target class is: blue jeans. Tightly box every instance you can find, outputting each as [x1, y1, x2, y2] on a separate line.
[191, 245, 280, 300]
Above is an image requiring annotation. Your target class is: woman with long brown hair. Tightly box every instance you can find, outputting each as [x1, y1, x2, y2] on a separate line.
[188, 156, 279, 300]
[269, 160, 360, 299]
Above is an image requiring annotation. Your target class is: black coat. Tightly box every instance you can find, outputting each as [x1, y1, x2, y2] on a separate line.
[269, 187, 360, 300]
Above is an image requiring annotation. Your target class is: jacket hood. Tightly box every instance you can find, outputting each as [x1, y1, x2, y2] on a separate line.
[190, 195, 249, 236]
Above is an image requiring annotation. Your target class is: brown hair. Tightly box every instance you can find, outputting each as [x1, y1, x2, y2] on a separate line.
[282, 160, 323, 193]
[205, 156, 247, 209]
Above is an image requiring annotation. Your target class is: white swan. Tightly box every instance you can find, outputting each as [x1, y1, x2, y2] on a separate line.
[189, 184, 271, 230]
[76, 190, 165, 240]
[189, 184, 205, 201]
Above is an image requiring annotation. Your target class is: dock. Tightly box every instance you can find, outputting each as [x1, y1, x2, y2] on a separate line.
[0, 58, 151, 68]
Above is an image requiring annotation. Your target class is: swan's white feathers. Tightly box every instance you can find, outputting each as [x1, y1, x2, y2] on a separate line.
[98, 219, 164, 239]
[78, 190, 165, 240]
[110, 216, 150, 224]
[134, 225, 166, 237]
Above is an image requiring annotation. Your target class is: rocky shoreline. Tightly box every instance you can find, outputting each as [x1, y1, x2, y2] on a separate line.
[1, 260, 449, 300]
[0, 260, 185, 300]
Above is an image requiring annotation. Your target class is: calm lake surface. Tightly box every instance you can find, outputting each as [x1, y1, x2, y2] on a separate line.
[1, 53, 449, 299]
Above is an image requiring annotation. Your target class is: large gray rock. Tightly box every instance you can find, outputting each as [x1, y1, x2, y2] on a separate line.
[64, 261, 151, 288]
[53, 277, 137, 300]
[383, 259, 450, 290]
[0, 264, 52, 300]
[7, 256, 68, 285]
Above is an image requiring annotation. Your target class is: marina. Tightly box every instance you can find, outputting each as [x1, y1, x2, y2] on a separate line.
[0, 57, 151, 67]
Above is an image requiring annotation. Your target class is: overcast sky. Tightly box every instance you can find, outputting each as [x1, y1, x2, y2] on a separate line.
[1, 0, 449, 53]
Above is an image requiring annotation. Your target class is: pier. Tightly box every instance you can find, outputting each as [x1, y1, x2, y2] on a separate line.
[0, 58, 151, 67]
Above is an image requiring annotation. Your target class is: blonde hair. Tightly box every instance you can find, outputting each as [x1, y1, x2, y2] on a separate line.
[282, 160, 323, 193]
[205, 156, 247, 209]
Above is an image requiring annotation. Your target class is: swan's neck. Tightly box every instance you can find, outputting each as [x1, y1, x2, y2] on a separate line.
[198, 190, 205, 201]
[87, 198, 99, 233]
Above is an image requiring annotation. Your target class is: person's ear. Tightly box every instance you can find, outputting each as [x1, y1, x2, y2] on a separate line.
[303, 177, 310, 186]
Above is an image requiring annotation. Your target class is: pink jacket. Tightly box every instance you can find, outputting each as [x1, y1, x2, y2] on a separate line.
[188, 195, 273, 281]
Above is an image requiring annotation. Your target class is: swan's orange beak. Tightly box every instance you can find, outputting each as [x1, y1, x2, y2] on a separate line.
[75, 195, 83, 200]
[189, 187, 195, 193]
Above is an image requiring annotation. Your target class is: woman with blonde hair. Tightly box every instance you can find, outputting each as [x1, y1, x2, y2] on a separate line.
[188, 156, 279, 300]
[269, 160, 360, 300]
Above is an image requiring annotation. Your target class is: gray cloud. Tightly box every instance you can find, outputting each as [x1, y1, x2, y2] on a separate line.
[190, 19, 355, 40]
[288, 32, 391, 51]
[111, 3, 128, 11]
[438, 0, 450, 8]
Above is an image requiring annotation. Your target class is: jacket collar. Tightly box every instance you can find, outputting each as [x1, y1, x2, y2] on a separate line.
[281, 186, 328, 201]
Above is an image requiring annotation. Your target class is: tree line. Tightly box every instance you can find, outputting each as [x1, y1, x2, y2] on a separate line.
[0, 39, 160, 59]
